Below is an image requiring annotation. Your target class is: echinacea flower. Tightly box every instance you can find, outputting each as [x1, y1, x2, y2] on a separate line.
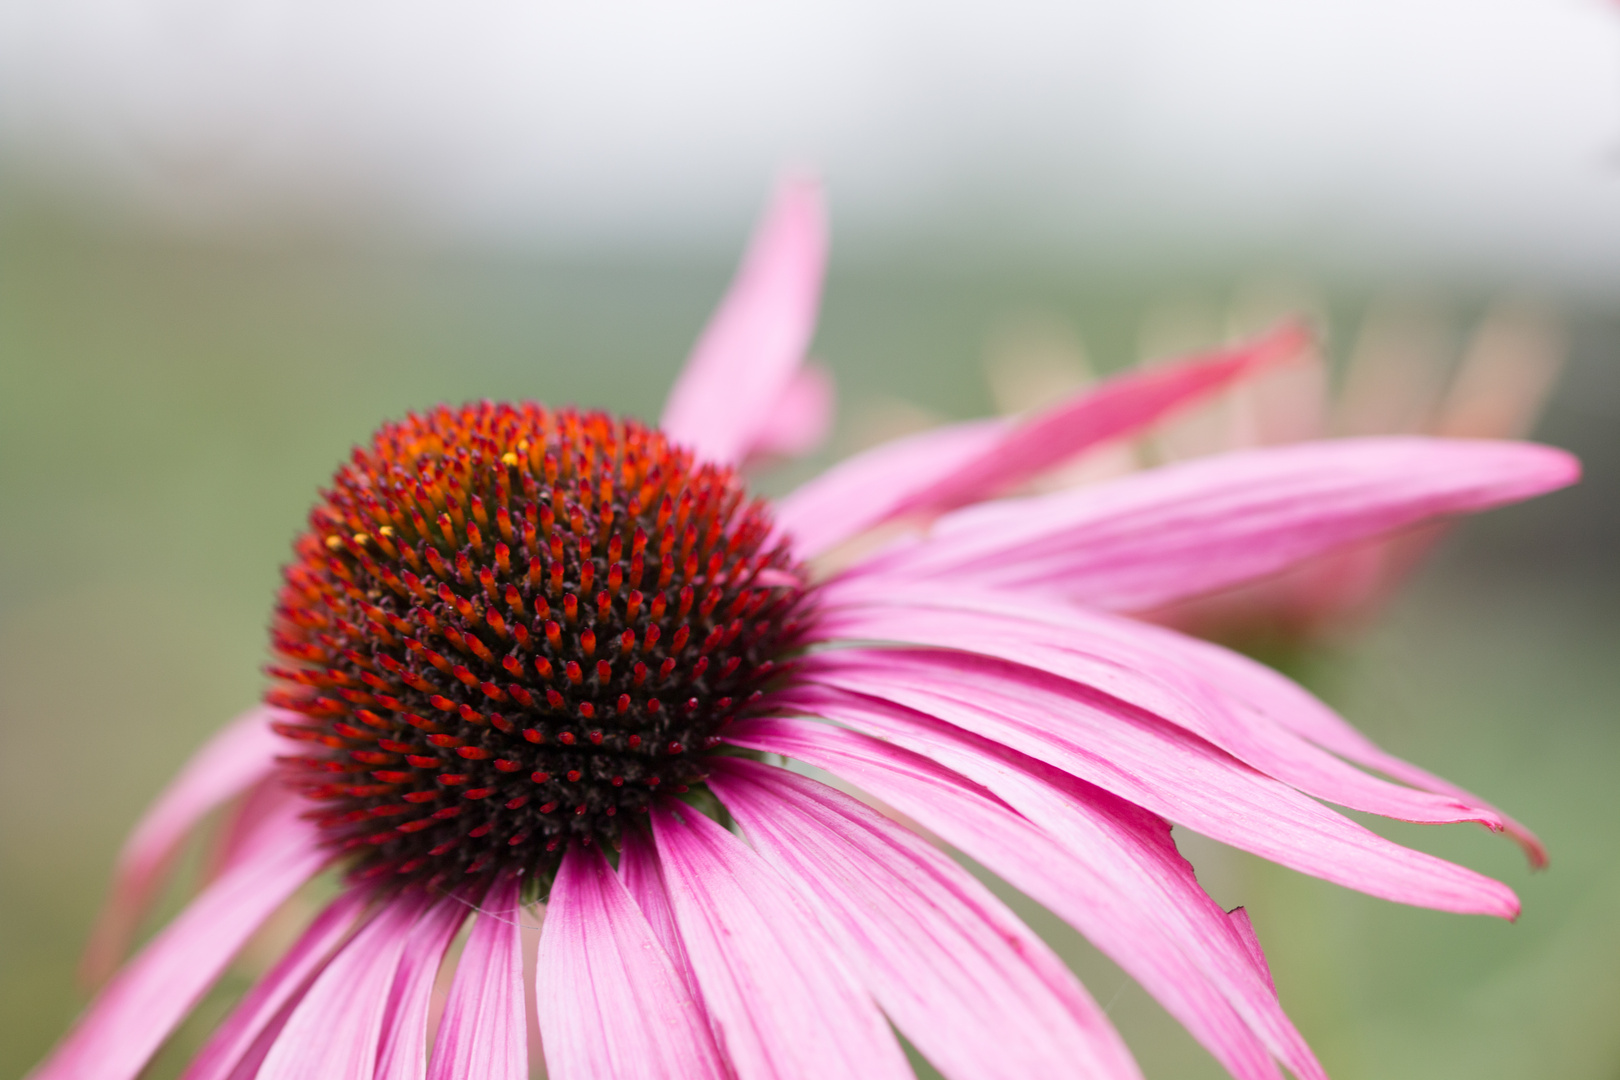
[36, 178, 1578, 1080]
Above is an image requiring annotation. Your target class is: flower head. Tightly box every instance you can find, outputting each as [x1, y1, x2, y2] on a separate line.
[38, 178, 1578, 1080]
[270, 404, 809, 888]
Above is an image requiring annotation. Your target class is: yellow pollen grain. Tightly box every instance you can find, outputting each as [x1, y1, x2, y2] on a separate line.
[353, 533, 372, 546]
[501, 452, 520, 467]
[324, 535, 345, 550]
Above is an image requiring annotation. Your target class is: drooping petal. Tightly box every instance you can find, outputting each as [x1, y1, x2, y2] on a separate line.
[205, 769, 304, 878]
[708, 758, 1143, 1080]
[777, 676, 1509, 919]
[1122, 615, 1549, 865]
[1226, 908, 1277, 998]
[846, 436, 1578, 611]
[747, 363, 836, 462]
[256, 895, 423, 1080]
[426, 876, 528, 1080]
[660, 176, 828, 467]
[30, 803, 325, 1080]
[649, 803, 914, 1080]
[80, 706, 289, 985]
[774, 326, 1306, 560]
[729, 716, 1317, 1080]
[814, 581, 1520, 838]
[181, 890, 367, 1080]
[375, 895, 470, 1080]
[538, 845, 727, 1080]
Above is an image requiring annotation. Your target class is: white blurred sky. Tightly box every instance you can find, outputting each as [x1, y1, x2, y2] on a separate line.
[2, 0, 1619, 284]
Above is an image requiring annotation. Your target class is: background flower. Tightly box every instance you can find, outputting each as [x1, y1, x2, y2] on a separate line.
[950, 292, 1569, 653]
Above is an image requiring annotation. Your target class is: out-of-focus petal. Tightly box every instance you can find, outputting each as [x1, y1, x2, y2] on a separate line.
[747, 363, 836, 463]
[777, 672, 1516, 919]
[538, 845, 727, 1080]
[660, 176, 827, 467]
[205, 769, 304, 879]
[1435, 301, 1565, 440]
[649, 802, 914, 1080]
[182, 890, 367, 1080]
[375, 895, 470, 1080]
[709, 758, 1143, 1080]
[813, 583, 1511, 832]
[729, 717, 1318, 1080]
[426, 876, 528, 1080]
[81, 706, 289, 985]
[775, 325, 1306, 560]
[257, 896, 423, 1080]
[847, 437, 1578, 611]
[889, 324, 1307, 521]
[29, 803, 324, 1080]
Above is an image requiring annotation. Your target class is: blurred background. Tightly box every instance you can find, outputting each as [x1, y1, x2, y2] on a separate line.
[2, 1, 1618, 1077]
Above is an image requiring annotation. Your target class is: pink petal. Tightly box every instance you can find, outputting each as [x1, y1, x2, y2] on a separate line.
[426, 876, 528, 1080]
[617, 826, 706, 1008]
[814, 582, 1518, 837]
[847, 437, 1578, 611]
[888, 324, 1308, 522]
[538, 846, 728, 1080]
[773, 419, 1006, 559]
[747, 363, 836, 462]
[257, 895, 424, 1080]
[375, 896, 471, 1080]
[786, 649, 1518, 918]
[205, 770, 303, 878]
[80, 705, 289, 985]
[181, 890, 368, 1080]
[1131, 618, 1549, 866]
[708, 758, 1143, 1080]
[30, 803, 325, 1080]
[649, 802, 914, 1080]
[774, 326, 1306, 560]
[1226, 908, 1277, 998]
[660, 176, 828, 467]
[729, 716, 1317, 1080]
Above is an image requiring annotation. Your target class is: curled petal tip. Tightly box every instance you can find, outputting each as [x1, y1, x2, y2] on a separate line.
[1511, 822, 1551, 871]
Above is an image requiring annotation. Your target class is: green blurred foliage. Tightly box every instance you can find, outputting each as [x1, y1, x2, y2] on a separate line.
[2, 209, 1616, 1080]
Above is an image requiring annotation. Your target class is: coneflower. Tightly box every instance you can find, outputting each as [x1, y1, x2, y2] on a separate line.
[35, 178, 1577, 1080]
